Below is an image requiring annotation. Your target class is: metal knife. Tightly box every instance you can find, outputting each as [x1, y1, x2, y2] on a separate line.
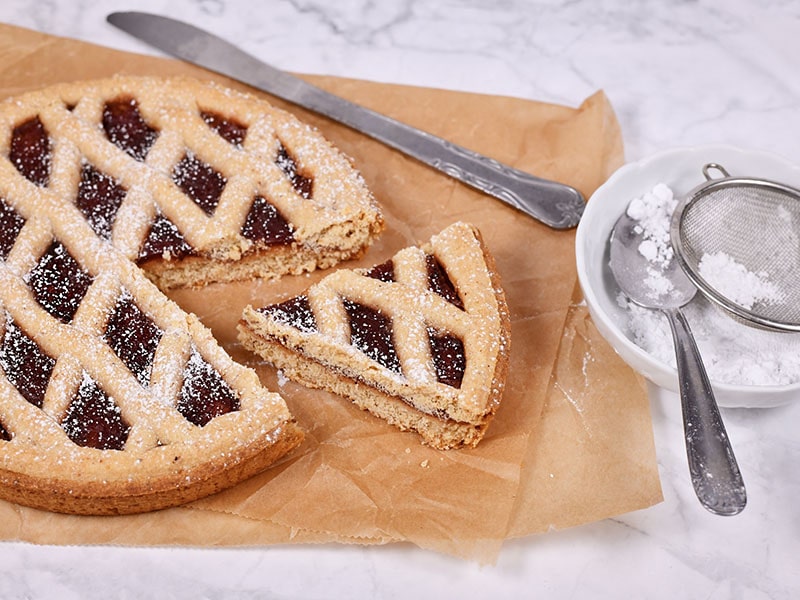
[107, 11, 585, 229]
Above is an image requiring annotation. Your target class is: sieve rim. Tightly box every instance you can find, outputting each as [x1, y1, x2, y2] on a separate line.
[670, 165, 800, 333]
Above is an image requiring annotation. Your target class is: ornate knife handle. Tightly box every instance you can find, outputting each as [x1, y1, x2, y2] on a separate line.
[292, 83, 585, 229]
[431, 141, 585, 229]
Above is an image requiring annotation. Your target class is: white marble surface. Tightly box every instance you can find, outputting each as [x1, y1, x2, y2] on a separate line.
[1, 0, 799, 598]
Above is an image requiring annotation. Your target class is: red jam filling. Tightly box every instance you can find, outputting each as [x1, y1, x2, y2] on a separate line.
[137, 214, 194, 263]
[103, 294, 162, 386]
[0, 318, 56, 408]
[343, 299, 401, 373]
[76, 164, 127, 240]
[10, 116, 51, 186]
[202, 111, 247, 147]
[102, 98, 158, 161]
[28, 241, 94, 324]
[61, 376, 130, 451]
[364, 259, 395, 283]
[428, 329, 466, 388]
[241, 196, 295, 244]
[426, 254, 463, 309]
[172, 152, 227, 216]
[176, 350, 240, 427]
[259, 295, 317, 333]
[0, 198, 25, 261]
[276, 143, 313, 198]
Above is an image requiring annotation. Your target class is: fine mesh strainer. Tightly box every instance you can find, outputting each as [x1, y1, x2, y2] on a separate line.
[671, 163, 800, 332]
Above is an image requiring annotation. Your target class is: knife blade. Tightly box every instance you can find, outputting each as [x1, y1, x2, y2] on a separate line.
[107, 11, 585, 228]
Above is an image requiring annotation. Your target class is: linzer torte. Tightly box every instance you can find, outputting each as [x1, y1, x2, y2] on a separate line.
[0, 75, 389, 514]
[6, 76, 383, 289]
[238, 222, 511, 450]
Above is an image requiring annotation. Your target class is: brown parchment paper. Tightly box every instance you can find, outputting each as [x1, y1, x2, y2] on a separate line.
[0, 23, 662, 563]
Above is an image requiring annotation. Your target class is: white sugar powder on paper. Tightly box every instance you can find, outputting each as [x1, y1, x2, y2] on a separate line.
[276, 370, 289, 387]
[618, 184, 800, 387]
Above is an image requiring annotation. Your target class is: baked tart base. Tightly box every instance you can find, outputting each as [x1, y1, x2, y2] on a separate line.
[0, 74, 385, 514]
[239, 222, 511, 450]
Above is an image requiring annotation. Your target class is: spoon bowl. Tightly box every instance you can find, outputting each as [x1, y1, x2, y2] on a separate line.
[609, 213, 697, 310]
[609, 212, 747, 516]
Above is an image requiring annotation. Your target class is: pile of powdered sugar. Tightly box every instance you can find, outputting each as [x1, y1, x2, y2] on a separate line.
[617, 183, 800, 387]
[697, 251, 782, 309]
[626, 183, 679, 300]
[626, 182, 677, 269]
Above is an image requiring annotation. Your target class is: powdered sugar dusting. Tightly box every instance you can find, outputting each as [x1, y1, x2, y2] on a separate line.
[626, 183, 676, 269]
[623, 294, 800, 386]
[0, 77, 304, 513]
[698, 251, 782, 309]
[620, 183, 800, 386]
[624, 183, 679, 300]
[643, 266, 674, 297]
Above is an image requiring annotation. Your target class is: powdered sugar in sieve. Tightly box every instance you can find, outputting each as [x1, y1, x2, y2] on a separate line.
[671, 163, 800, 332]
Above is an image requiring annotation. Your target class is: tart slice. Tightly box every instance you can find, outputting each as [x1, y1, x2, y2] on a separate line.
[4, 75, 383, 289]
[238, 222, 511, 449]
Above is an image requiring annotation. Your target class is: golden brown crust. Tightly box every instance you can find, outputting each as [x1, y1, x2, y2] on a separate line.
[0, 75, 383, 287]
[240, 334, 488, 450]
[141, 235, 376, 290]
[0, 76, 350, 514]
[238, 222, 511, 449]
[0, 421, 303, 515]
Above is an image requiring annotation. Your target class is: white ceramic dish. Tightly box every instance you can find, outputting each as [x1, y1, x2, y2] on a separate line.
[576, 145, 800, 408]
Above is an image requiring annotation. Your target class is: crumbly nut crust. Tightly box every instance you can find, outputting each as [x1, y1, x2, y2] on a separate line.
[0, 76, 381, 514]
[239, 222, 511, 450]
[2, 75, 383, 288]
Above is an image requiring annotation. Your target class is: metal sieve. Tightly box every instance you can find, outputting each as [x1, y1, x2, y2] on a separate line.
[671, 163, 800, 332]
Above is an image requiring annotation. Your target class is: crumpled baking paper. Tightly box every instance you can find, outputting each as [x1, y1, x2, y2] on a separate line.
[0, 23, 661, 563]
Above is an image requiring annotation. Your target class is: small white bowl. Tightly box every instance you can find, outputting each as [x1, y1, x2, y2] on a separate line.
[576, 144, 800, 408]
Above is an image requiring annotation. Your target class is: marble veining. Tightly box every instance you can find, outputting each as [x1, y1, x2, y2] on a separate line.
[0, 0, 799, 598]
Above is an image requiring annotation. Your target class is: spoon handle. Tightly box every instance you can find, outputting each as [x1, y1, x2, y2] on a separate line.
[663, 307, 747, 516]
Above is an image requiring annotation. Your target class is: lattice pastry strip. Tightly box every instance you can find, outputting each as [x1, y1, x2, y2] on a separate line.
[0, 76, 383, 289]
[239, 222, 511, 449]
[0, 220, 302, 511]
[0, 79, 312, 515]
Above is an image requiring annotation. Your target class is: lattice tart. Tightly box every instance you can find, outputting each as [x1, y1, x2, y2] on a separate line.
[238, 222, 511, 450]
[0, 76, 355, 515]
[4, 75, 383, 289]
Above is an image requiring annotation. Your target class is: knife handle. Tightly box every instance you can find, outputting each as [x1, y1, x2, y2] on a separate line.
[283, 80, 584, 228]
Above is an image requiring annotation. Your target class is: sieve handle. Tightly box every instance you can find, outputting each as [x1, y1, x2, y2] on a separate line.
[701, 162, 731, 180]
[663, 307, 747, 516]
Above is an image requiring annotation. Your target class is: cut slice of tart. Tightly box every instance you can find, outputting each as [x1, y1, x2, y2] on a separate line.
[238, 222, 511, 449]
[4, 75, 383, 289]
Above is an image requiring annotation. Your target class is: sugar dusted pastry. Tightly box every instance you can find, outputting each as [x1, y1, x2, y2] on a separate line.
[238, 222, 511, 449]
[0, 74, 397, 514]
[5, 76, 383, 289]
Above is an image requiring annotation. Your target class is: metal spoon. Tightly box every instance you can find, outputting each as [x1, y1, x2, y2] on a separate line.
[609, 212, 747, 516]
